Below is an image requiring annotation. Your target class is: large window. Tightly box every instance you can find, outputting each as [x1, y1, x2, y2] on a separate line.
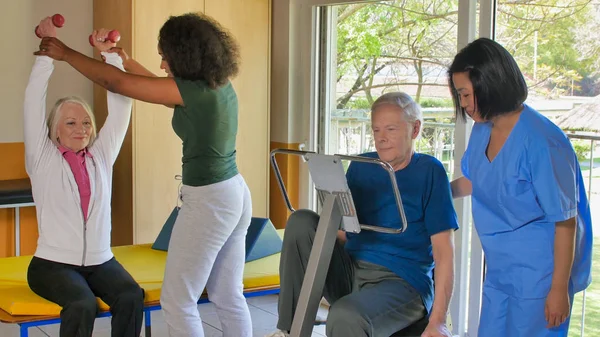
[316, 1, 459, 175]
[313, 2, 475, 336]
[307, 0, 599, 336]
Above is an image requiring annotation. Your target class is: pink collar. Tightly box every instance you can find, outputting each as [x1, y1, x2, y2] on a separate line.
[57, 144, 93, 158]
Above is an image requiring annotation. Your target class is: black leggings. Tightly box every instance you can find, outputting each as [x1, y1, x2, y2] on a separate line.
[27, 256, 144, 337]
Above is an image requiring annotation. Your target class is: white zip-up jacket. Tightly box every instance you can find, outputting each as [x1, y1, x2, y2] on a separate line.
[24, 53, 132, 266]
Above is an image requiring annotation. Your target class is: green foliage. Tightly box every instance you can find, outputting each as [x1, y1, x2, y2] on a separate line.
[572, 140, 591, 162]
[419, 97, 454, 108]
[336, 4, 395, 80]
[335, 1, 458, 108]
[568, 240, 600, 336]
[334, 0, 600, 109]
[495, 0, 594, 96]
[346, 97, 373, 109]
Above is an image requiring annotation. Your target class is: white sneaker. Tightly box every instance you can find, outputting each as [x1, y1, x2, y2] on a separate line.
[264, 330, 289, 337]
[315, 315, 327, 325]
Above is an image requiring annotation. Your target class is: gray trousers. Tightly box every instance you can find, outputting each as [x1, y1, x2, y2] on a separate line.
[277, 209, 426, 337]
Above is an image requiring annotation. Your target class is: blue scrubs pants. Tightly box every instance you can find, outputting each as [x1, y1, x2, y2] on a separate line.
[478, 284, 575, 337]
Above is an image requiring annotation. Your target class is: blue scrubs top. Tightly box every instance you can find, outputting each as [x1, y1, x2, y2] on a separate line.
[462, 104, 593, 299]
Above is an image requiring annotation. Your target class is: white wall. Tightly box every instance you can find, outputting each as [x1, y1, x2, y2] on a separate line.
[0, 0, 93, 143]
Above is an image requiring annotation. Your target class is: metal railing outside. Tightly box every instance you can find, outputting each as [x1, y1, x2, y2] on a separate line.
[566, 132, 599, 337]
[330, 118, 456, 175]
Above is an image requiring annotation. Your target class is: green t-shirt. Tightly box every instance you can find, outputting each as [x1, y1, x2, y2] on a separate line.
[172, 78, 239, 186]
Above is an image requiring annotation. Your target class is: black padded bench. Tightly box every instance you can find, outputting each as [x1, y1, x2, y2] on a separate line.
[0, 178, 34, 256]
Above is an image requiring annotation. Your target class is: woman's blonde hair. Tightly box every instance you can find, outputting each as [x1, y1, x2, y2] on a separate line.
[47, 96, 97, 146]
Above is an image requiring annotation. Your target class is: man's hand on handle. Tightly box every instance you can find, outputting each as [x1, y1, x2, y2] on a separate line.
[421, 321, 452, 337]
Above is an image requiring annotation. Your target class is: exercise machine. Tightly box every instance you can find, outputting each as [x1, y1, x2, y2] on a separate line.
[270, 149, 408, 337]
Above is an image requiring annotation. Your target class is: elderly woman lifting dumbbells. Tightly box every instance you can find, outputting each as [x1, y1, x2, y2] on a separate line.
[26, 16, 143, 337]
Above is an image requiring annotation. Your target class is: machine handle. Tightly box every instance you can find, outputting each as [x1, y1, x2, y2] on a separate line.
[269, 149, 408, 234]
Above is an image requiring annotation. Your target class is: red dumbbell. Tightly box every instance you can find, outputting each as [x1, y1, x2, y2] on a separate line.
[35, 14, 65, 38]
[52, 14, 65, 27]
[88, 30, 121, 47]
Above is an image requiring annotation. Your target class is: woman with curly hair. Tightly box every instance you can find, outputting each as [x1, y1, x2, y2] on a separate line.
[36, 13, 252, 337]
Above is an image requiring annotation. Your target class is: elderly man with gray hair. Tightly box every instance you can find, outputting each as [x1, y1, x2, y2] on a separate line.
[266, 92, 458, 337]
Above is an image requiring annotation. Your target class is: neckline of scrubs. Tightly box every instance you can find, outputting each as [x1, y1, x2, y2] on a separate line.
[482, 107, 526, 165]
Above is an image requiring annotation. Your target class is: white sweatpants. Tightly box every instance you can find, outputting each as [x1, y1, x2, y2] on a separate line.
[161, 174, 253, 337]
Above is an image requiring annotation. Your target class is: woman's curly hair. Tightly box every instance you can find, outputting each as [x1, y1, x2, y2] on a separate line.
[158, 13, 240, 89]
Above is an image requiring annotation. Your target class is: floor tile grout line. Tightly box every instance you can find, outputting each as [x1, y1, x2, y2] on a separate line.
[202, 321, 222, 332]
[17, 298, 319, 337]
[248, 304, 278, 316]
[36, 326, 51, 337]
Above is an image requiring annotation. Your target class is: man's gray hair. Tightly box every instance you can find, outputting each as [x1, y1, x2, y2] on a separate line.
[371, 92, 424, 137]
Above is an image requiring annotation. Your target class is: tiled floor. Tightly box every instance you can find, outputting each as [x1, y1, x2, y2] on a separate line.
[0, 295, 329, 337]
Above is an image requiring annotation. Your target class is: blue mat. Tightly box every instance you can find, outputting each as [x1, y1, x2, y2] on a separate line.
[245, 217, 283, 262]
[151, 208, 282, 262]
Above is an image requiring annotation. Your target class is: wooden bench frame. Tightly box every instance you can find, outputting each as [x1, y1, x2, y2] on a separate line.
[0, 286, 280, 337]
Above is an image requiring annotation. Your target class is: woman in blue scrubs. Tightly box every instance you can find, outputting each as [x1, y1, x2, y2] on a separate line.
[448, 38, 593, 337]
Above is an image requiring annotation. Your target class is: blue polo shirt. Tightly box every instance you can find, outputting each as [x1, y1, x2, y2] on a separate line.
[344, 152, 459, 313]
